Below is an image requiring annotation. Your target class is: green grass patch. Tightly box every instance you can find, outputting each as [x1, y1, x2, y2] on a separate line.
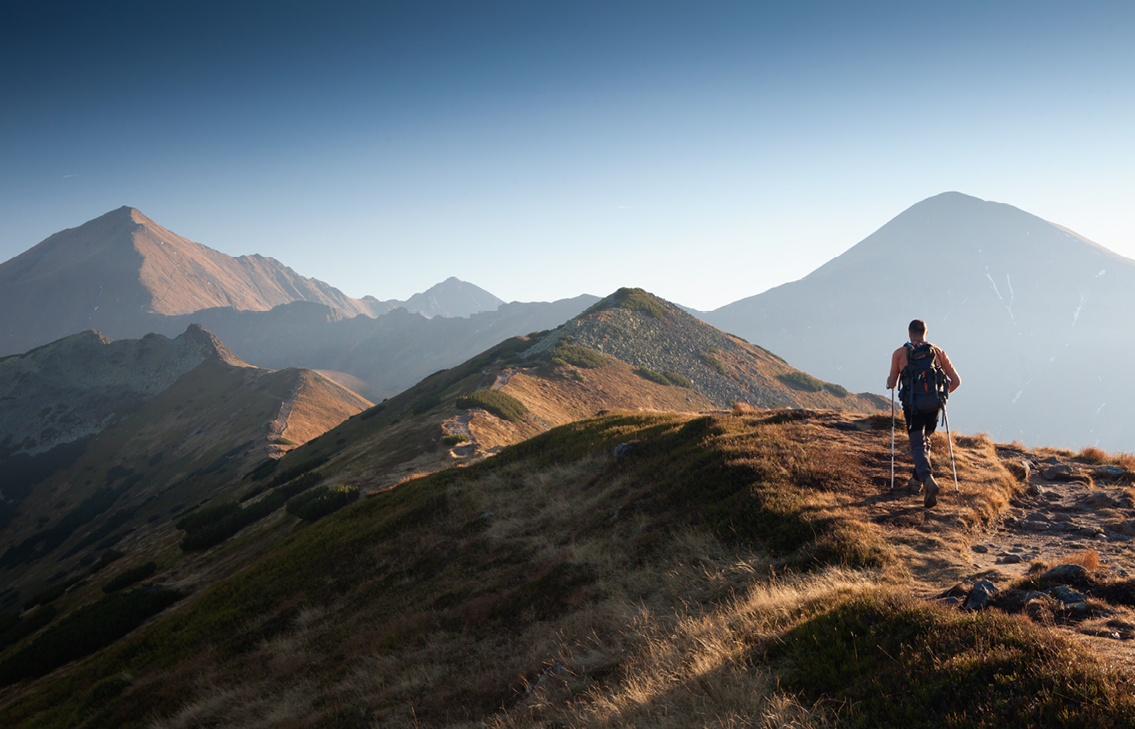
[0, 587, 184, 687]
[634, 367, 671, 386]
[823, 382, 849, 398]
[179, 472, 324, 551]
[777, 371, 824, 392]
[663, 370, 692, 388]
[102, 562, 157, 593]
[700, 352, 726, 375]
[549, 344, 608, 369]
[769, 590, 1135, 728]
[442, 434, 470, 446]
[286, 484, 360, 522]
[455, 390, 529, 423]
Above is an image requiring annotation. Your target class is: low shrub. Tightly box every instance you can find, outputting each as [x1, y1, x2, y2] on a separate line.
[88, 549, 124, 574]
[700, 352, 726, 375]
[0, 605, 57, 652]
[769, 590, 1135, 728]
[102, 562, 157, 593]
[550, 344, 608, 369]
[823, 382, 849, 398]
[0, 587, 184, 687]
[287, 484, 360, 522]
[777, 371, 824, 392]
[442, 434, 470, 446]
[663, 370, 692, 388]
[634, 368, 670, 386]
[180, 473, 324, 551]
[455, 390, 529, 423]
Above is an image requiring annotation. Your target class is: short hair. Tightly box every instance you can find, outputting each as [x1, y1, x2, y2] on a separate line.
[908, 319, 926, 335]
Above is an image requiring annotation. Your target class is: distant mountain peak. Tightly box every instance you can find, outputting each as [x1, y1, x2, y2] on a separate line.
[401, 277, 504, 318]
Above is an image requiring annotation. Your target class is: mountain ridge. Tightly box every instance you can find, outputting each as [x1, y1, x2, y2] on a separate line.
[702, 191, 1135, 450]
[0, 208, 507, 356]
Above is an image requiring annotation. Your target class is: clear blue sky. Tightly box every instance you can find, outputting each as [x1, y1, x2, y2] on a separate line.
[3, 1, 1133, 310]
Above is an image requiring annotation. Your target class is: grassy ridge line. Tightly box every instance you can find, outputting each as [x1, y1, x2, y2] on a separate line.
[0, 411, 891, 726]
[3, 411, 1129, 728]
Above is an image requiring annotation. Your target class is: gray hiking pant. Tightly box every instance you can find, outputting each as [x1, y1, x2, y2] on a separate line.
[904, 409, 939, 481]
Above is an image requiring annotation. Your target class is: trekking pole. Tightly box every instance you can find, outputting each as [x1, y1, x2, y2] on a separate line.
[942, 403, 960, 494]
[890, 387, 895, 490]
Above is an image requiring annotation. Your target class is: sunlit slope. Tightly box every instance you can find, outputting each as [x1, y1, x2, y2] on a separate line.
[4, 409, 1133, 728]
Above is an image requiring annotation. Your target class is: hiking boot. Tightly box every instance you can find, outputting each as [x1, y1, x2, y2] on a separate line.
[923, 475, 939, 509]
[907, 476, 922, 494]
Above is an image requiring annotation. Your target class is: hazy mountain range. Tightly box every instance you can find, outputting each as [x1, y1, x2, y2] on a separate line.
[1, 198, 1133, 726]
[700, 192, 1135, 452]
[3, 192, 1132, 450]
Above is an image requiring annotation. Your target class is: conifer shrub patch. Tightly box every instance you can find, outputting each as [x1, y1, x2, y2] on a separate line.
[23, 576, 84, 610]
[0, 605, 57, 652]
[88, 549, 124, 574]
[663, 370, 692, 388]
[549, 344, 608, 369]
[455, 390, 528, 423]
[777, 371, 824, 392]
[823, 382, 849, 398]
[442, 434, 470, 446]
[0, 587, 184, 687]
[240, 454, 330, 502]
[180, 473, 324, 550]
[634, 367, 671, 385]
[700, 352, 726, 375]
[102, 562, 157, 593]
[286, 484, 360, 522]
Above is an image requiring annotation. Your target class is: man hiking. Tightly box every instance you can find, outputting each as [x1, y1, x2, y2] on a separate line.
[886, 319, 961, 508]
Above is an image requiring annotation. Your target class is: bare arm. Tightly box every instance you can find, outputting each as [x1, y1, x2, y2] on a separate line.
[886, 347, 905, 390]
[936, 348, 961, 393]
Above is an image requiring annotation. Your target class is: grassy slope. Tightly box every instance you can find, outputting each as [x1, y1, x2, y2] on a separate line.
[4, 410, 1134, 728]
[0, 360, 369, 617]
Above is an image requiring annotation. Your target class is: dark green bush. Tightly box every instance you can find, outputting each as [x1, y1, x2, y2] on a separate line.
[634, 368, 671, 385]
[663, 370, 693, 388]
[175, 502, 240, 532]
[180, 473, 324, 551]
[456, 390, 529, 423]
[700, 353, 726, 375]
[777, 371, 824, 392]
[0, 587, 184, 686]
[549, 344, 607, 369]
[442, 434, 470, 446]
[102, 562, 157, 593]
[88, 549, 124, 574]
[0, 605, 57, 652]
[287, 484, 360, 522]
[823, 382, 849, 398]
[240, 455, 329, 502]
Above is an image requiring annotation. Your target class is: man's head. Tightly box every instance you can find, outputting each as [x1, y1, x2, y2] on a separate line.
[908, 319, 927, 339]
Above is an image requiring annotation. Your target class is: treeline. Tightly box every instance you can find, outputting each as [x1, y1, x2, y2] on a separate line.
[286, 484, 359, 522]
[0, 587, 184, 687]
[177, 472, 324, 551]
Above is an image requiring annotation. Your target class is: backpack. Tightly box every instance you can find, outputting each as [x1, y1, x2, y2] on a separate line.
[898, 342, 949, 414]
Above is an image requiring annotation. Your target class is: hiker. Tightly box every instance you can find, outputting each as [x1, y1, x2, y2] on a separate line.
[886, 319, 960, 508]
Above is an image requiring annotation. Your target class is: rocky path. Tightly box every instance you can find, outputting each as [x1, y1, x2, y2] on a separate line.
[967, 450, 1135, 580]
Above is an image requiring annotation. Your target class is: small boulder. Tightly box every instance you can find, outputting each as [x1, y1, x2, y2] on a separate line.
[1041, 564, 1089, 582]
[964, 579, 998, 610]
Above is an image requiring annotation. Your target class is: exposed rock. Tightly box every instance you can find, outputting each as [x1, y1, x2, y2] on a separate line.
[964, 579, 998, 610]
[1041, 564, 1089, 582]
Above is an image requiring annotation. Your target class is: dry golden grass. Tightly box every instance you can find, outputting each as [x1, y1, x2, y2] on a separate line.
[8, 410, 1116, 729]
[731, 402, 759, 416]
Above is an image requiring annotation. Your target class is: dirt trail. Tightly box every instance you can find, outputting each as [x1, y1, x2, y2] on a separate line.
[779, 410, 1133, 586]
[794, 409, 1135, 668]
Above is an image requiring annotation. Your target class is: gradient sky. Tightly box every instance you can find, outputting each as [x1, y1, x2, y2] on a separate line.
[3, 1, 1133, 310]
